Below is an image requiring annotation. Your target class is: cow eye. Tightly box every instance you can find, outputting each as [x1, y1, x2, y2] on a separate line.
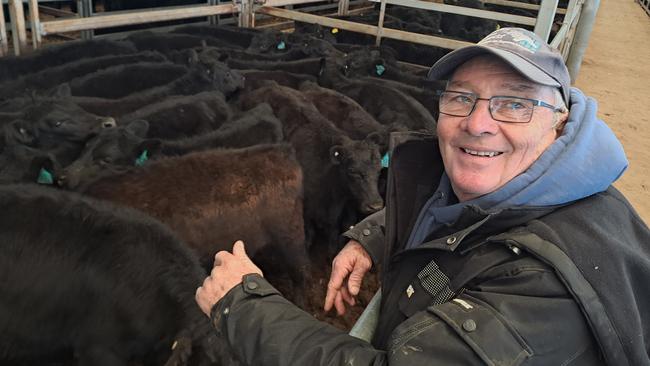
[55, 121, 63, 127]
[99, 157, 113, 165]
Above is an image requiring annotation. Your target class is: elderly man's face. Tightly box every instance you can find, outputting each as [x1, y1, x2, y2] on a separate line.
[437, 55, 564, 202]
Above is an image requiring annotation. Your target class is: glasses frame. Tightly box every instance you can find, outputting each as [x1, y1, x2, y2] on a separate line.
[437, 90, 565, 124]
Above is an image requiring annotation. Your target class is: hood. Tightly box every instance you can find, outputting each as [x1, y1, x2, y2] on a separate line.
[481, 87, 628, 209]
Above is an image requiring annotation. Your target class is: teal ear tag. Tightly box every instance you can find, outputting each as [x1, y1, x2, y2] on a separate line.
[37, 167, 54, 185]
[375, 64, 386, 76]
[381, 153, 390, 168]
[135, 150, 149, 167]
[277, 41, 286, 50]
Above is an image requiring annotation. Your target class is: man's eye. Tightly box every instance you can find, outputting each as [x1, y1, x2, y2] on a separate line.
[503, 100, 527, 110]
[452, 95, 473, 104]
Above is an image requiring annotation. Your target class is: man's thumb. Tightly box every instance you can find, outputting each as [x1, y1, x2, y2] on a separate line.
[347, 266, 366, 296]
[232, 240, 248, 258]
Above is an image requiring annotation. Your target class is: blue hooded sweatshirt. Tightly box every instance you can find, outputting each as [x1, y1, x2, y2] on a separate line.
[406, 87, 629, 248]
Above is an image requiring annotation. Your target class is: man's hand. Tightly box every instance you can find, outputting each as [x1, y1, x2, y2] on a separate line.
[324, 240, 372, 316]
[195, 240, 263, 316]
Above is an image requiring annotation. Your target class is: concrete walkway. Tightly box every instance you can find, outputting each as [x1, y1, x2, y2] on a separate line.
[574, 0, 650, 222]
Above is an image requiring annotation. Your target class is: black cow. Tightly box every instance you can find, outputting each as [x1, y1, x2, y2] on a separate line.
[84, 144, 310, 308]
[0, 39, 136, 83]
[58, 103, 283, 190]
[0, 184, 224, 366]
[119, 91, 232, 139]
[0, 51, 167, 101]
[238, 83, 384, 253]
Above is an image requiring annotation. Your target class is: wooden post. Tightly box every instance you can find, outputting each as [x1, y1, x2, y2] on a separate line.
[534, 0, 559, 42]
[8, 0, 28, 56]
[0, 1, 9, 56]
[337, 0, 350, 16]
[375, 0, 387, 46]
[28, 0, 42, 50]
[239, 0, 253, 27]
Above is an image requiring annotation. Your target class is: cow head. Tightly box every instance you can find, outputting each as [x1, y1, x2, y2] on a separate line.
[187, 49, 245, 97]
[58, 120, 161, 191]
[0, 144, 60, 185]
[330, 132, 385, 215]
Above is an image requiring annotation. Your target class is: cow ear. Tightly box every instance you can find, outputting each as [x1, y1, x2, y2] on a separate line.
[125, 119, 149, 138]
[188, 49, 200, 65]
[330, 145, 343, 165]
[366, 131, 384, 146]
[135, 139, 162, 165]
[52, 83, 71, 98]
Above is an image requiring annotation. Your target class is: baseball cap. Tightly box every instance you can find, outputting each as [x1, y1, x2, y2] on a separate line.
[428, 27, 571, 105]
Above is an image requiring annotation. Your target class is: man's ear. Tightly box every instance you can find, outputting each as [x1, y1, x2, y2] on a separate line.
[553, 109, 569, 132]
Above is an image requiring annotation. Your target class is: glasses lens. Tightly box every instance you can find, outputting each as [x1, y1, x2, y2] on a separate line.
[490, 97, 534, 123]
[439, 92, 475, 117]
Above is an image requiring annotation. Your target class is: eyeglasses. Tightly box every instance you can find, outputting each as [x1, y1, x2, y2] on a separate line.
[437, 90, 565, 123]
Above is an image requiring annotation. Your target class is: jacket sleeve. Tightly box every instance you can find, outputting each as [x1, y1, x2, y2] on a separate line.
[211, 259, 602, 366]
[341, 208, 386, 265]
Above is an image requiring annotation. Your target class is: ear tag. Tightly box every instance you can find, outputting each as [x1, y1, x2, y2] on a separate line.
[381, 152, 390, 168]
[135, 150, 149, 167]
[276, 41, 286, 50]
[496, 24, 501, 30]
[37, 167, 54, 185]
[375, 64, 386, 76]
[331, 28, 339, 34]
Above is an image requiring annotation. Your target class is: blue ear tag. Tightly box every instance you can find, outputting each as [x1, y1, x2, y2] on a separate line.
[381, 153, 390, 168]
[375, 64, 386, 76]
[37, 167, 54, 185]
[135, 150, 149, 167]
[277, 41, 286, 50]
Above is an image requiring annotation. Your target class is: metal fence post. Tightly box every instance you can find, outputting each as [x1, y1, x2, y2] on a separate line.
[28, 0, 41, 49]
[534, 0, 559, 42]
[566, 0, 599, 83]
[8, 0, 27, 56]
[0, 0, 9, 56]
[238, 0, 253, 27]
[78, 0, 94, 39]
[208, 0, 219, 25]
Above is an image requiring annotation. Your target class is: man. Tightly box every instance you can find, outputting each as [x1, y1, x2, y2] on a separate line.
[196, 27, 650, 365]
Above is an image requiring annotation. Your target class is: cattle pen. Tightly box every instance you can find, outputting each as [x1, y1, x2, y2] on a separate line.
[2, 0, 649, 363]
[3, 0, 595, 80]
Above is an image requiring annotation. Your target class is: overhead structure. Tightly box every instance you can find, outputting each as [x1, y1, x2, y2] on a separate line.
[3, 0, 596, 80]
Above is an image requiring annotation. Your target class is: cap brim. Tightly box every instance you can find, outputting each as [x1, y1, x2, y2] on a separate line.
[427, 45, 561, 89]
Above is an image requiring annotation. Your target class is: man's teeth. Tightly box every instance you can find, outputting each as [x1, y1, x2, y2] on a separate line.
[462, 148, 502, 157]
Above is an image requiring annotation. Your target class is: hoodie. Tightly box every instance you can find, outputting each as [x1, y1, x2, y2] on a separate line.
[406, 87, 628, 248]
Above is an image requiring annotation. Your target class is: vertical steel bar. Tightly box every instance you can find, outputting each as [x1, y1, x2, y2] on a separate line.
[375, 0, 387, 46]
[534, 0, 559, 42]
[80, 0, 93, 39]
[28, 0, 41, 49]
[337, 0, 349, 16]
[566, 0, 600, 83]
[208, 0, 218, 25]
[8, 0, 27, 56]
[0, 1, 9, 56]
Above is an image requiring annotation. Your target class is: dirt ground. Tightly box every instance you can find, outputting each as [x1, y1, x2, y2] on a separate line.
[574, 0, 650, 223]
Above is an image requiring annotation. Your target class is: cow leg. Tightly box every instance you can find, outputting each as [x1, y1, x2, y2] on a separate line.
[76, 345, 128, 366]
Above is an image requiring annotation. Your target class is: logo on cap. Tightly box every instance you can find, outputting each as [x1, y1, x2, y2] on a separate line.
[479, 28, 541, 54]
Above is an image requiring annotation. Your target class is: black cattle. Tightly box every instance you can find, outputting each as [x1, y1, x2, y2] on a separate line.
[171, 24, 261, 49]
[333, 78, 437, 132]
[0, 184, 224, 366]
[70, 59, 244, 117]
[0, 93, 116, 167]
[238, 83, 384, 253]
[66, 62, 190, 99]
[0, 51, 167, 101]
[226, 56, 324, 76]
[0, 39, 136, 83]
[298, 81, 389, 143]
[125, 31, 242, 55]
[84, 144, 310, 307]
[58, 103, 282, 190]
[239, 69, 317, 90]
[119, 91, 232, 139]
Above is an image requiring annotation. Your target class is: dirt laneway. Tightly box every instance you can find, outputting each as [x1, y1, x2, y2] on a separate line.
[574, 0, 650, 222]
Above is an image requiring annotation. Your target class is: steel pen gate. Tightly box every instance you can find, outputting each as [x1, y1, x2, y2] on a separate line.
[2, 0, 598, 81]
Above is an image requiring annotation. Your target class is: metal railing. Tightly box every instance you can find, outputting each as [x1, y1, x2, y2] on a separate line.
[3, 0, 598, 80]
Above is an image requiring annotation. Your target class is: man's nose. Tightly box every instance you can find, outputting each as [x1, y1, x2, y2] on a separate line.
[462, 99, 499, 136]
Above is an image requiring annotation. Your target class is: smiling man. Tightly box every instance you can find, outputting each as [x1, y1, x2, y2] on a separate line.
[196, 28, 650, 365]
